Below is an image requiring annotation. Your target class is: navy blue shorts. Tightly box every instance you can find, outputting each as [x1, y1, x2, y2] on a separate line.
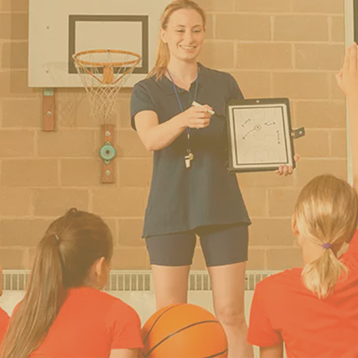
[145, 223, 249, 267]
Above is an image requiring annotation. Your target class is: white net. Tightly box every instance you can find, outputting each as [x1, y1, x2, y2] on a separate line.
[72, 49, 141, 123]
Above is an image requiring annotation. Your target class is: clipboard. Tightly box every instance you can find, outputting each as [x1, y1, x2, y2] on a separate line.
[226, 98, 304, 173]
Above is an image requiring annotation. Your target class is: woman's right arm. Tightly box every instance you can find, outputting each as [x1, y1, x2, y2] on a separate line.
[134, 105, 212, 151]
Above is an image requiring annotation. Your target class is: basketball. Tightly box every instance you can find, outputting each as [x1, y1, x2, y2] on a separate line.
[141, 303, 228, 358]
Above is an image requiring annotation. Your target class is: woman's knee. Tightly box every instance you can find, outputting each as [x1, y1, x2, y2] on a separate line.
[214, 303, 247, 328]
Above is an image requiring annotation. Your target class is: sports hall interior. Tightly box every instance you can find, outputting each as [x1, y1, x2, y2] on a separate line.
[0, 0, 348, 274]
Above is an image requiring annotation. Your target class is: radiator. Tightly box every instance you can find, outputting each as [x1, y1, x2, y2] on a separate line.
[0, 269, 281, 357]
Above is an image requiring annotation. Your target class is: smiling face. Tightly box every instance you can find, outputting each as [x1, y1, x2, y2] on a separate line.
[161, 8, 205, 64]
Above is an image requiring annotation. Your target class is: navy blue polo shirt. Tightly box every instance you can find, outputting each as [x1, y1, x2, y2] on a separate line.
[130, 63, 251, 237]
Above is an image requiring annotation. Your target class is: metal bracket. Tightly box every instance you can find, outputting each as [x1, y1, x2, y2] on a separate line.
[291, 127, 305, 139]
[101, 124, 116, 184]
[43, 88, 55, 131]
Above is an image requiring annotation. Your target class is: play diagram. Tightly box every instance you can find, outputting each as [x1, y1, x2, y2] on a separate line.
[232, 106, 288, 164]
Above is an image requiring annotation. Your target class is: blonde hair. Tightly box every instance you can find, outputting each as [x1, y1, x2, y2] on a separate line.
[148, 0, 206, 80]
[294, 175, 358, 299]
[0, 209, 113, 358]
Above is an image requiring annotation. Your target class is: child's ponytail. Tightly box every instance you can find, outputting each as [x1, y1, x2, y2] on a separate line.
[302, 244, 348, 299]
[0, 234, 64, 358]
[295, 175, 358, 299]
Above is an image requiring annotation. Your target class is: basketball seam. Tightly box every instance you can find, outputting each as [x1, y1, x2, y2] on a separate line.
[143, 304, 185, 344]
[144, 320, 223, 358]
[203, 349, 229, 358]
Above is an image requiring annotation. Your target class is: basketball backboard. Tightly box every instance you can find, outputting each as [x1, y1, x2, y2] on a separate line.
[28, 0, 170, 88]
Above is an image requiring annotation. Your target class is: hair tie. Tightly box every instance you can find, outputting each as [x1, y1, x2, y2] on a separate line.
[322, 243, 332, 249]
[55, 234, 60, 244]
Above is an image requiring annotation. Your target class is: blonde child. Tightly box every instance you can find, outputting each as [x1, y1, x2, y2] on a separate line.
[247, 44, 358, 358]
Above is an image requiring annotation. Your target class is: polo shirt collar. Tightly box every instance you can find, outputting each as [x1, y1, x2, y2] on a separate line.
[156, 62, 209, 95]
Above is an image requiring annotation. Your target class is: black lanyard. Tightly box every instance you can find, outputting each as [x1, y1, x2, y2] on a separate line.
[167, 68, 199, 167]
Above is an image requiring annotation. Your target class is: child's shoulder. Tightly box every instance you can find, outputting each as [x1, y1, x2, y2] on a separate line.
[256, 268, 302, 294]
[340, 230, 358, 268]
[94, 290, 138, 317]
[0, 306, 9, 321]
[71, 287, 130, 309]
[70, 287, 139, 323]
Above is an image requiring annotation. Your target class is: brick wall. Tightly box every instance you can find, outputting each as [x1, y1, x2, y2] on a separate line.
[0, 0, 346, 270]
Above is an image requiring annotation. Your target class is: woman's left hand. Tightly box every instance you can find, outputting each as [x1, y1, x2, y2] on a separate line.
[275, 154, 300, 176]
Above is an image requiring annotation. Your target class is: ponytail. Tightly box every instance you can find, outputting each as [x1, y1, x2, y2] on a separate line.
[148, 41, 171, 80]
[295, 175, 358, 299]
[302, 248, 348, 299]
[0, 209, 113, 358]
[148, 0, 206, 80]
[1, 235, 63, 358]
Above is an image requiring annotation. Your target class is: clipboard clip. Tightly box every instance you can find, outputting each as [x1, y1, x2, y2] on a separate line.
[291, 127, 305, 139]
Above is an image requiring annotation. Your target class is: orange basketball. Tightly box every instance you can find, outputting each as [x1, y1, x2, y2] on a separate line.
[141, 303, 228, 358]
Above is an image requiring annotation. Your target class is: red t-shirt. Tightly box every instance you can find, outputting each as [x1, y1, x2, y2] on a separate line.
[29, 286, 143, 358]
[0, 306, 10, 344]
[248, 230, 358, 358]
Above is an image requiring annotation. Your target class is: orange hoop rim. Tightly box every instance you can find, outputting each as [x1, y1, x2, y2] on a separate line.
[72, 49, 141, 68]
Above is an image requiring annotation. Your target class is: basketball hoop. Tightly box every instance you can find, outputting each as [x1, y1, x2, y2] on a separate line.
[72, 49, 141, 184]
[72, 49, 141, 122]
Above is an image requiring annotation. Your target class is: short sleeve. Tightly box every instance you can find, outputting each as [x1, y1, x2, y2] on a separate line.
[108, 301, 143, 350]
[247, 281, 282, 347]
[130, 82, 157, 130]
[0, 307, 10, 343]
[228, 74, 244, 101]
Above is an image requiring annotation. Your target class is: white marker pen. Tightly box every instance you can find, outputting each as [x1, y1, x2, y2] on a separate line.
[192, 101, 215, 115]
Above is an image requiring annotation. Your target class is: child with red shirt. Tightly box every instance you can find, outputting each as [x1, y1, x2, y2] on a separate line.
[0, 266, 10, 345]
[247, 44, 358, 358]
[0, 209, 143, 358]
